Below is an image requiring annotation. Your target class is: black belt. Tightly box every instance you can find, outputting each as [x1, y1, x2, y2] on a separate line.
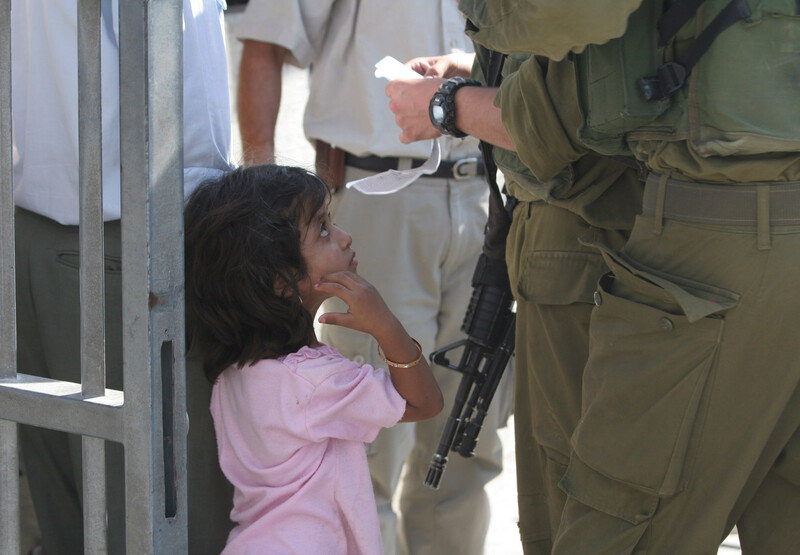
[344, 153, 484, 180]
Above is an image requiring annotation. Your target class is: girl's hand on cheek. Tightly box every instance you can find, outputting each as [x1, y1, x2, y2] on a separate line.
[315, 271, 398, 336]
[318, 271, 442, 421]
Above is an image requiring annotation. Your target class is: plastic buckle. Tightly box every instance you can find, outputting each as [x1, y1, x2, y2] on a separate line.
[637, 61, 687, 102]
[453, 157, 480, 180]
[657, 62, 687, 97]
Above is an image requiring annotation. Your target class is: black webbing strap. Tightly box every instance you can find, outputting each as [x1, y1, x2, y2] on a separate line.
[485, 49, 506, 89]
[480, 49, 505, 191]
[479, 49, 515, 261]
[657, 0, 705, 46]
[639, 0, 752, 101]
[678, 0, 752, 71]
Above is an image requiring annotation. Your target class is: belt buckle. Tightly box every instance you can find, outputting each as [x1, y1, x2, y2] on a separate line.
[452, 157, 480, 180]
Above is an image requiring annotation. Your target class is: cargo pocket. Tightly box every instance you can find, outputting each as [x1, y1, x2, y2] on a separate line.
[567, 243, 739, 515]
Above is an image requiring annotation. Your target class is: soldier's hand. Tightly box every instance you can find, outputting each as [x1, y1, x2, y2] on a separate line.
[386, 78, 445, 143]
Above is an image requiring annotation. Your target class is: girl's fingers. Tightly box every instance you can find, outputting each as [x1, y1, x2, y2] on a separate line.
[316, 272, 372, 302]
[317, 271, 383, 329]
[318, 310, 354, 328]
[315, 272, 355, 294]
[317, 270, 362, 289]
[313, 283, 351, 307]
[314, 280, 348, 294]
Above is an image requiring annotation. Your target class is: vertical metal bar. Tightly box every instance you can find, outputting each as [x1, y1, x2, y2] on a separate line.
[148, 0, 187, 544]
[78, 0, 108, 550]
[79, 0, 105, 397]
[118, 2, 154, 550]
[118, 0, 151, 550]
[148, 3, 187, 538]
[119, 0, 187, 551]
[0, 0, 21, 550]
[82, 437, 107, 554]
[0, 0, 14, 381]
[0, 422, 20, 555]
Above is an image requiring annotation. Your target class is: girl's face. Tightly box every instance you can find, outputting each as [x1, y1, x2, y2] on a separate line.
[298, 205, 357, 313]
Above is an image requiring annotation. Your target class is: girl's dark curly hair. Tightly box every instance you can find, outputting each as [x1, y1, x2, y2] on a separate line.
[184, 164, 329, 383]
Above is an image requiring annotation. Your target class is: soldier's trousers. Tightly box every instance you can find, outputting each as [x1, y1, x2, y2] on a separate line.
[506, 200, 628, 555]
[554, 180, 800, 554]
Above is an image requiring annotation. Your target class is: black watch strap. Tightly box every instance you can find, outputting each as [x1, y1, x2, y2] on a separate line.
[429, 77, 481, 138]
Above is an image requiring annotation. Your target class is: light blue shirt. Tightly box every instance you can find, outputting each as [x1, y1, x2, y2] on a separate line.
[11, 0, 234, 225]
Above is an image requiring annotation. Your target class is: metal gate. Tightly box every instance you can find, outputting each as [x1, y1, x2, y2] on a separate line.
[1, 0, 189, 552]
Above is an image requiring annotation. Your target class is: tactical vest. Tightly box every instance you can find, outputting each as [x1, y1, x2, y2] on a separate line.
[575, 0, 800, 157]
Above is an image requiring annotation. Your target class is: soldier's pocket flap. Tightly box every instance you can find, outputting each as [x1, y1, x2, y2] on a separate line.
[583, 241, 739, 322]
[560, 454, 659, 526]
[517, 250, 609, 306]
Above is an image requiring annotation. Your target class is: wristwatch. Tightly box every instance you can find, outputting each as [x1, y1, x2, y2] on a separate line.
[429, 77, 481, 138]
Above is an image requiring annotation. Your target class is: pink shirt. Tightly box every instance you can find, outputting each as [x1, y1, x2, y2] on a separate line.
[211, 344, 406, 554]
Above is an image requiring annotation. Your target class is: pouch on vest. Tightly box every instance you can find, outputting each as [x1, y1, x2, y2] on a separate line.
[577, 0, 800, 158]
[575, 0, 672, 156]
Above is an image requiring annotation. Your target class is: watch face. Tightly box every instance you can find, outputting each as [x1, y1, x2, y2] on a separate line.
[428, 77, 477, 138]
[431, 103, 445, 124]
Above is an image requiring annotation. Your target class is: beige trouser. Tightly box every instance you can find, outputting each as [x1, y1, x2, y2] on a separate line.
[506, 200, 629, 555]
[320, 166, 512, 555]
[554, 190, 800, 553]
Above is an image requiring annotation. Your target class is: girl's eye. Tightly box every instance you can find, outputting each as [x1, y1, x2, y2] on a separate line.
[320, 221, 330, 238]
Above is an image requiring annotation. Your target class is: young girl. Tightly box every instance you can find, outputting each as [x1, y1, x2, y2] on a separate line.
[184, 164, 443, 554]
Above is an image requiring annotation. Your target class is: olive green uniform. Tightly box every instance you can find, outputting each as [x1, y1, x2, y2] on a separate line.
[468, 0, 800, 553]
[469, 42, 642, 554]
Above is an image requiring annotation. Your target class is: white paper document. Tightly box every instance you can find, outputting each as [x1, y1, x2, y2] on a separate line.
[346, 139, 442, 195]
[373, 55, 424, 81]
[345, 57, 442, 195]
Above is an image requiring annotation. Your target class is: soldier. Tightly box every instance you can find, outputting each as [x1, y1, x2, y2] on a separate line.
[457, 0, 800, 552]
[387, 43, 642, 555]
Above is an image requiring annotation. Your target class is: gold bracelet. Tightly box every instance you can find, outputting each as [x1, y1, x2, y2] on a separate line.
[377, 338, 424, 369]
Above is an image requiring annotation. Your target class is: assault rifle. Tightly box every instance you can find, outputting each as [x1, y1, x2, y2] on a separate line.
[424, 252, 515, 489]
[425, 48, 514, 490]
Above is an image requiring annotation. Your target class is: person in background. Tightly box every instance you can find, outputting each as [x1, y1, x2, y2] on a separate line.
[11, 0, 235, 552]
[234, 1, 513, 553]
